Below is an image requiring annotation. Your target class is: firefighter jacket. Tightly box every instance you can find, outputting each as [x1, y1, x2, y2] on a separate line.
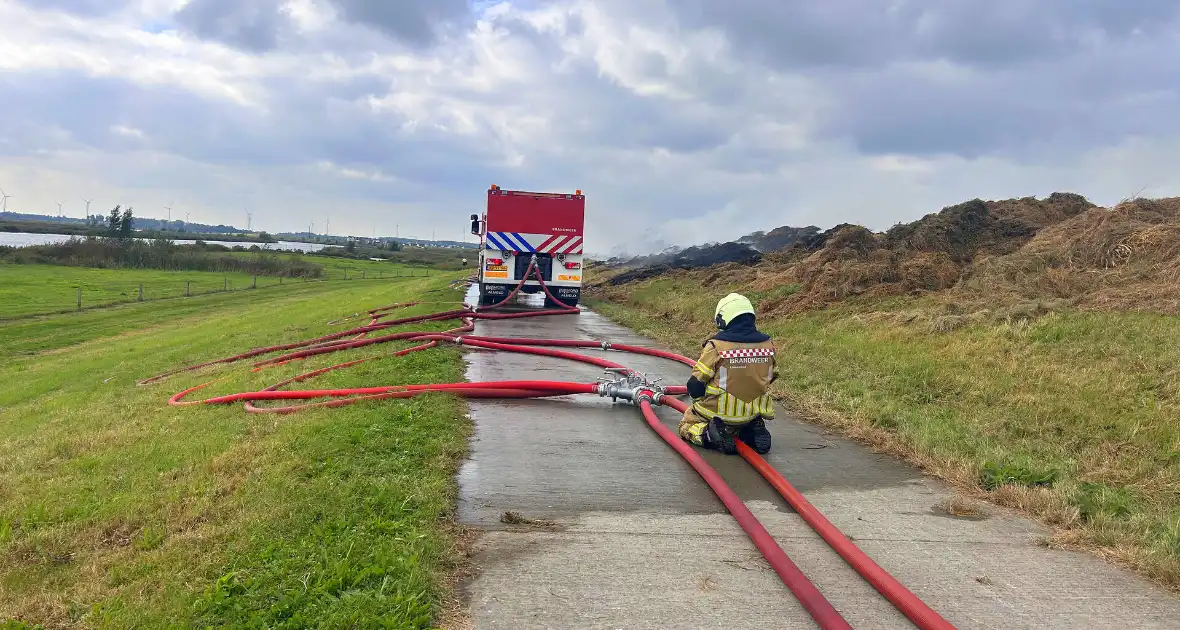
[689, 335, 777, 425]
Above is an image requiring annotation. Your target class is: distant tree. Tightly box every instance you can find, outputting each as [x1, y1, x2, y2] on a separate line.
[259, 231, 273, 242]
[387, 240, 401, 252]
[119, 207, 134, 239]
[345, 239, 356, 253]
[107, 205, 122, 237]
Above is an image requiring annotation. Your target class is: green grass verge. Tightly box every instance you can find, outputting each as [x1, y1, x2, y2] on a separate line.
[0, 271, 473, 627]
[0, 263, 439, 320]
[227, 247, 471, 275]
[588, 278, 1180, 589]
[224, 251, 442, 277]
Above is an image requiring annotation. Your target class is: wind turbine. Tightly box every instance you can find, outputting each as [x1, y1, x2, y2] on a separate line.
[0, 187, 11, 212]
[56, 201, 64, 217]
[245, 209, 253, 232]
[165, 202, 173, 227]
[81, 197, 92, 221]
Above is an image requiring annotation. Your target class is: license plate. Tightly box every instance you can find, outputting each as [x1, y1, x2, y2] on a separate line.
[484, 271, 508, 278]
[485, 264, 507, 271]
[557, 274, 581, 282]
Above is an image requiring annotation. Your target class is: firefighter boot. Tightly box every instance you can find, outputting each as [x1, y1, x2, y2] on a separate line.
[739, 418, 772, 454]
[706, 418, 737, 455]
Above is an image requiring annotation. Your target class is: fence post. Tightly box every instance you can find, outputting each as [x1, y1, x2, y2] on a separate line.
[345, 272, 349, 280]
[138, 284, 143, 301]
[279, 276, 283, 285]
[253, 275, 257, 289]
[362, 270, 365, 280]
[224, 278, 227, 291]
[186, 280, 191, 297]
[77, 287, 82, 311]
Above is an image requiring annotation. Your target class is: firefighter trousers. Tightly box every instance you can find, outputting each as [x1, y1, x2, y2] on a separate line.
[678, 406, 756, 447]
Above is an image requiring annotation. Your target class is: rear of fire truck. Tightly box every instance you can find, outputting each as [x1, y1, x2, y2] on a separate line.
[469, 185, 585, 308]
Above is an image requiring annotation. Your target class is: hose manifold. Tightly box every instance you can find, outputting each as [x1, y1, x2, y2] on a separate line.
[594, 369, 665, 406]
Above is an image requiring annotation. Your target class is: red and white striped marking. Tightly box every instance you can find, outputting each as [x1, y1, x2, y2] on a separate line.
[536, 234, 583, 254]
[718, 348, 776, 359]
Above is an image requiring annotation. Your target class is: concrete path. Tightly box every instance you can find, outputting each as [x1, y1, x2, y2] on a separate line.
[456, 294, 1180, 629]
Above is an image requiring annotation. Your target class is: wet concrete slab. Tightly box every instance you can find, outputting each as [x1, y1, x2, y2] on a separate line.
[456, 290, 1180, 629]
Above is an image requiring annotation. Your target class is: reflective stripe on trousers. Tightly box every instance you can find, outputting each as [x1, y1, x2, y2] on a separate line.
[693, 391, 774, 425]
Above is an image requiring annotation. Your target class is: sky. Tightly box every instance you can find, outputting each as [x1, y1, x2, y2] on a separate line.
[2, 0, 1180, 256]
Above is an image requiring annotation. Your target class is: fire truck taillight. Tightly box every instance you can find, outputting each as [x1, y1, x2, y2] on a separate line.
[488, 258, 504, 266]
[564, 262, 581, 270]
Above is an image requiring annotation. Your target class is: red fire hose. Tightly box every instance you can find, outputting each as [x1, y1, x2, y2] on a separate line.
[141, 259, 954, 630]
[657, 397, 954, 630]
[634, 398, 851, 628]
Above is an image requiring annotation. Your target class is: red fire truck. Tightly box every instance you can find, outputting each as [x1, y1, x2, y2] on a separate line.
[469, 185, 585, 308]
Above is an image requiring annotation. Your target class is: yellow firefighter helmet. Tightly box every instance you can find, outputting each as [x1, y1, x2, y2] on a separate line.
[715, 293, 755, 329]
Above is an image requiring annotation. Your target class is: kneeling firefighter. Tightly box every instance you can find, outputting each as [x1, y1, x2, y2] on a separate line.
[678, 293, 776, 455]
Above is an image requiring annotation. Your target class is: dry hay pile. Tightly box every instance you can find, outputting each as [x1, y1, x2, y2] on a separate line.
[739, 225, 823, 252]
[596, 192, 1180, 317]
[598, 242, 762, 287]
[748, 193, 1093, 314]
[958, 197, 1180, 313]
[885, 193, 1094, 262]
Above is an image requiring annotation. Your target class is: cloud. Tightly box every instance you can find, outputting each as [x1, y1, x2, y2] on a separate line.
[317, 160, 394, 182]
[109, 125, 146, 139]
[328, 0, 469, 47]
[16, 0, 122, 17]
[174, 0, 292, 52]
[674, 0, 1180, 70]
[2, 0, 1180, 255]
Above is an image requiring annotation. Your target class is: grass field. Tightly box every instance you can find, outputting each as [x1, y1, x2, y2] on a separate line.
[223, 251, 442, 277]
[225, 246, 471, 274]
[301, 248, 472, 273]
[589, 278, 1180, 589]
[287, 254, 444, 277]
[0, 271, 473, 627]
[0, 262, 439, 320]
